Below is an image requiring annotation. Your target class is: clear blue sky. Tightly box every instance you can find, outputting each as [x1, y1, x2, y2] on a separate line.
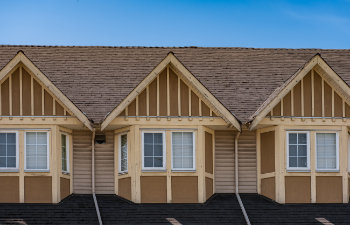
[1, 0, 349, 48]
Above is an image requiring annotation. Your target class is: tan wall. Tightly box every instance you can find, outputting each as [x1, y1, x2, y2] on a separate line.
[269, 69, 350, 118]
[141, 176, 167, 203]
[285, 176, 311, 203]
[206, 177, 213, 200]
[118, 177, 131, 201]
[260, 131, 275, 174]
[121, 67, 216, 118]
[60, 177, 70, 200]
[0, 65, 69, 116]
[316, 176, 342, 203]
[73, 130, 92, 194]
[24, 176, 52, 203]
[214, 131, 235, 193]
[0, 176, 19, 203]
[205, 132, 213, 174]
[95, 131, 114, 194]
[238, 129, 257, 193]
[171, 176, 198, 203]
[261, 177, 275, 201]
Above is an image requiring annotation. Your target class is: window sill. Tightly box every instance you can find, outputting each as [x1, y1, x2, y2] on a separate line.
[62, 172, 70, 175]
[316, 170, 339, 173]
[118, 171, 128, 175]
[142, 169, 167, 172]
[287, 169, 311, 173]
[24, 170, 50, 173]
[172, 170, 196, 172]
[0, 169, 19, 172]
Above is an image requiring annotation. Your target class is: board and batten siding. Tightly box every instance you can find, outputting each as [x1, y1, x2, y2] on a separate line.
[214, 130, 257, 193]
[95, 132, 115, 194]
[73, 131, 92, 194]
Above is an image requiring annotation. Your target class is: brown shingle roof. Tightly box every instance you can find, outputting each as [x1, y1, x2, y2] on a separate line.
[1, 45, 350, 124]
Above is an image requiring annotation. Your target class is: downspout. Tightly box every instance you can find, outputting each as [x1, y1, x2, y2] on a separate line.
[235, 132, 251, 225]
[92, 129, 103, 225]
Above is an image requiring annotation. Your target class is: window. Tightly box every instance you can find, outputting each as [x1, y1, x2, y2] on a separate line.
[0, 132, 18, 171]
[142, 131, 166, 170]
[25, 132, 49, 171]
[316, 133, 339, 171]
[287, 132, 310, 170]
[119, 133, 128, 173]
[172, 132, 195, 171]
[61, 134, 69, 173]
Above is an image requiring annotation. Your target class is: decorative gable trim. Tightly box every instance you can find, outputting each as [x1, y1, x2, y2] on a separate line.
[101, 52, 241, 131]
[249, 54, 350, 130]
[0, 51, 93, 130]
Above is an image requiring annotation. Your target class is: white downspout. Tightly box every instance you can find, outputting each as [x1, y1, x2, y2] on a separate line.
[235, 132, 251, 225]
[92, 129, 103, 225]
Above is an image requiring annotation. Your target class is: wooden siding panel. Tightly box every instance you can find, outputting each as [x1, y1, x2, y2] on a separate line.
[202, 101, 210, 116]
[141, 176, 167, 203]
[346, 103, 350, 117]
[172, 176, 198, 203]
[180, 80, 189, 116]
[11, 68, 20, 116]
[206, 177, 213, 200]
[334, 92, 343, 117]
[324, 82, 332, 117]
[215, 131, 235, 193]
[205, 132, 213, 174]
[60, 177, 70, 200]
[118, 177, 131, 201]
[24, 176, 52, 203]
[44, 90, 53, 115]
[128, 99, 136, 116]
[314, 72, 322, 117]
[293, 82, 301, 117]
[303, 72, 312, 117]
[149, 79, 157, 116]
[169, 69, 178, 116]
[261, 177, 275, 201]
[159, 69, 167, 116]
[1, 78, 10, 115]
[22, 68, 32, 115]
[272, 102, 281, 116]
[191, 91, 199, 116]
[33, 79, 42, 116]
[260, 131, 275, 174]
[73, 131, 92, 194]
[238, 130, 257, 193]
[316, 176, 342, 203]
[285, 176, 311, 203]
[283, 91, 291, 116]
[0, 176, 19, 203]
[138, 89, 147, 116]
[95, 131, 114, 194]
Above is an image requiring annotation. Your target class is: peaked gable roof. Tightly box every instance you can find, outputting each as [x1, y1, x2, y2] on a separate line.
[101, 53, 241, 130]
[0, 51, 93, 130]
[1, 46, 350, 126]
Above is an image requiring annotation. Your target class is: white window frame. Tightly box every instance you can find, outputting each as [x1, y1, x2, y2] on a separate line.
[61, 133, 69, 174]
[118, 132, 128, 174]
[24, 131, 50, 172]
[0, 131, 19, 172]
[171, 131, 196, 171]
[315, 132, 339, 172]
[286, 131, 310, 171]
[141, 130, 166, 171]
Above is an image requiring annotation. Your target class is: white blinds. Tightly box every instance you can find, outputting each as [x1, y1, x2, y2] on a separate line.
[172, 132, 194, 170]
[316, 133, 337, 170]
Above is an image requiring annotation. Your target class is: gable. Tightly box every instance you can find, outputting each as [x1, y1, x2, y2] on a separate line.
[267, 68, 350, 118]
[118, 66, 217, 118]
[0, 64, 71, 117]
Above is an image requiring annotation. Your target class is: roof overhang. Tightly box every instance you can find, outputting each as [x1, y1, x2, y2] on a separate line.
[0, 51, 93, 130]
[101, 52, 241, 131]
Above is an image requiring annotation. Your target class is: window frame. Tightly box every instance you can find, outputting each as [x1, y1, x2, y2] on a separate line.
[0, 130, 19, 172]
[141, 130, 166, 171]
[24, 131, 50, 172]
[286, 131, 310, 171]
[61, 133, 69, 174]
[171, 131, 196, 171]
[315, 132, 339, 172]
[118, 132, 128, 174]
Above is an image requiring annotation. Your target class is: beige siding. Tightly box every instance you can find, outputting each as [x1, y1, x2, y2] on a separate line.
[73, 131, 92, 194]
[95, 131, 115, 194]
[238, 129, 257, 193]
[214, 131, 235, 193]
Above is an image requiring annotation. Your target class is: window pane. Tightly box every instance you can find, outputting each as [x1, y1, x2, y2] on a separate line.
[26, 133, 36, 144]
[7, 134, 16, 144]
[144, 157, 153, 167]
[172, 132, 182, 144]
[26, 157, 36, 169]
[0, 157, 5, 167]
[144, 133, 153, 144]
[289, 145, 297, 156]
[154, 133, 163, 144]
[173, 157, 182, 168]
[289, 157, 297, 167]
[298, 145, 307, 157]
[182, 132, 193, 145]
[37, 133, 47, 144]
[172, 132, 194, 170]
[316, 133, 337, 169]
[0, 144, 5, 156]
[0, 134, 6, 143]
[154, 157, 163, 167]
[183, 157, 193, 168]
[173, 145, 182, 157]
[183, 145, 193, 157]
[37, 156, 47, 169]
[37, 145, 47, 157]
[7, 157, 16, 168]
[144, 144, 153, 156]
[26, 145, 36, 156]
[298, 133, 307, 144]
[154, 145, 163, 156]
[289, 133, 297, 144]
[298, 157, 307, 168]
[120, 134, 127, 172]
